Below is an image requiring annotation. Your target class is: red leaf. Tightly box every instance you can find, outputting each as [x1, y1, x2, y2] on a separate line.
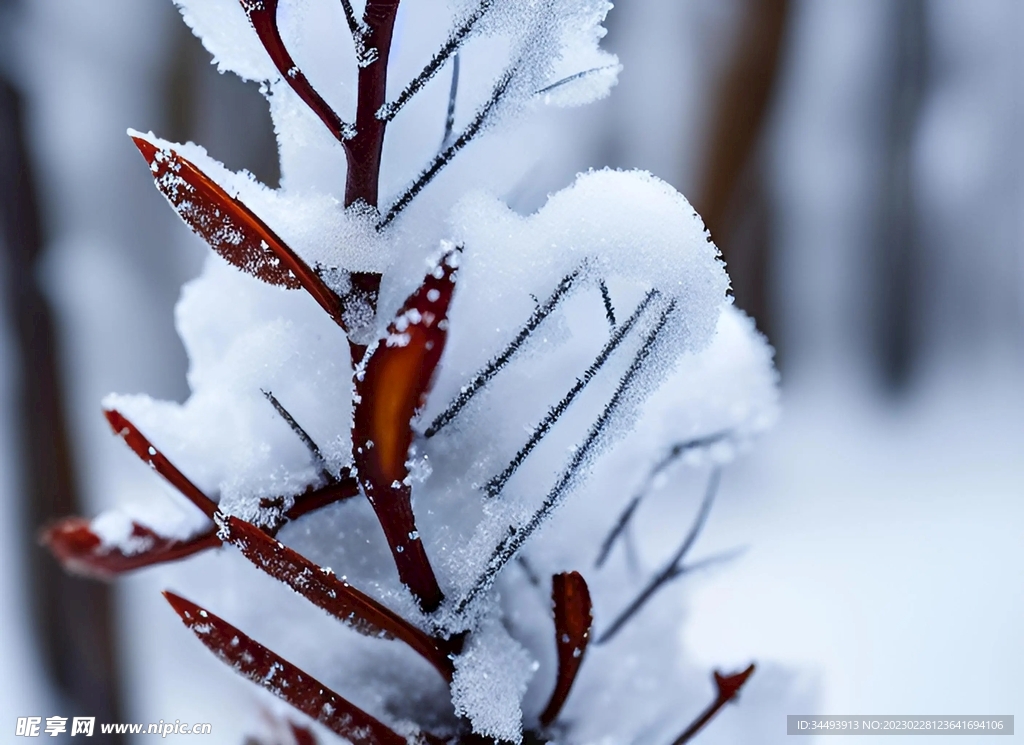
[670, 663, 756, 745]
[352, 249, 459, 611]
[221, 515, 454, 680]
[239, 0, 346, 141]
[713, 664, 755, 702]
[539, 571, 593, 727]
[42, 518, 221, 580]
[104, 408, 218, 519]
[163, 591, 437, 745]
[130, 136, 353, 331]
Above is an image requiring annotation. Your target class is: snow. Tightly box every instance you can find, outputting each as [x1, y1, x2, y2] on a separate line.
[680, 371, 1024, 744]
[451, 616, 537, 742]
[105, 254, 356, 526]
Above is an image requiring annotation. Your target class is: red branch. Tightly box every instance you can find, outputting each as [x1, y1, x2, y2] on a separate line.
[345, 0, 401, 209]
[130, 136, 352, 332]
[239, 1, 405, 332]
[539, 572, 593, 727]
[353, 250, 458, 612]
[42, 519, 221, 580]
[163, 591, 439, 745]
[104, 408, 218, 519]
[283, 472, 361, 525]
[221, 515, 455, 680]
[240, 0, 347, 141]
[671, 664, 756, 745]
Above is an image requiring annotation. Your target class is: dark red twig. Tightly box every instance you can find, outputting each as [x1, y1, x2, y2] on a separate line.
[240, 0, 395, 338]
[283, 473, 360, 524]
[539, 572, 592, 727]
[42, 519, 221, 580]
[670, 664, 755, 745]
[104, 408, 218, 519]
[352, 249, 458, 612]
[163, 591, 438, 745]
[345, 0, 401, 209]
[220, 515, 455, 680]
[240, 0, 348, 141]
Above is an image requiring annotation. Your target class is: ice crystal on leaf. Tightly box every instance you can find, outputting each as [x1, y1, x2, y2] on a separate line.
[43, 0, 777, 743]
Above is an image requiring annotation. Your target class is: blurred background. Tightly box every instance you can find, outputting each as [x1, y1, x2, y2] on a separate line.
[0, 0, 1021, 741]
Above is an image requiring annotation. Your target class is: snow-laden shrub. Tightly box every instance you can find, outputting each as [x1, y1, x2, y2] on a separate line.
[45, 1, 777, 742]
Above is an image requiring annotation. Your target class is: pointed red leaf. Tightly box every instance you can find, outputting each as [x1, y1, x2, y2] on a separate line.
[42, 476, 360, 580]
[713, 664, 755, 702]
[130, 136, 355, 331]
[104, 408, 218, 519]
[539, 571, 593, 727]
[671, 663, 756, 745]
[239, 0, 347, 141]
[42, 518, 220, 580]
[163, 592, 439, 745]
[352, 249, 459, 612]
[220, 515, 454, 680]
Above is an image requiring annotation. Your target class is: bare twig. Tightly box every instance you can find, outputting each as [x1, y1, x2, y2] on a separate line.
[596, 468, 720, 645]
[595, 432, 731, 568]
[339, 0, 374, 66]
[454, 300, 677, 616]
[483, 289, 659, 498]
[338, 0, 367, 40]
[536, 64, 620, 97]
[516, 555, 542, 587]
[599, 280, 616, 327]
[379, 68, 514, 228]
[441, 53, 461, 150]
[425, 268, 583, 438]
[261, 389, 330, 478]
[378, 0, 493, 122]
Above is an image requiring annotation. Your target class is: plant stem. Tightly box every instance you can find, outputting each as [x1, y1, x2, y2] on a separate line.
[344, 0, 401, 208]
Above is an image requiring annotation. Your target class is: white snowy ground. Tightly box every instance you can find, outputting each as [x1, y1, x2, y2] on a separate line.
[680, 365, 1024, 744]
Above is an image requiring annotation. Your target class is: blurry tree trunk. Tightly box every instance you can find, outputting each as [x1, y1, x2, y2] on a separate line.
[875, 0, 927, 390]
[695, 0, 789, 350]
[0, 77, 123, 741]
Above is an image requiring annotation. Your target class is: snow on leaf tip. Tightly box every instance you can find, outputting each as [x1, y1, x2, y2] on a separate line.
[42, 518, 220, 580]
[539, 571, 593, 727]
[162, 591, 431, 745]
[129, 135, 351, 330]
[352, 248, 459, 612]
